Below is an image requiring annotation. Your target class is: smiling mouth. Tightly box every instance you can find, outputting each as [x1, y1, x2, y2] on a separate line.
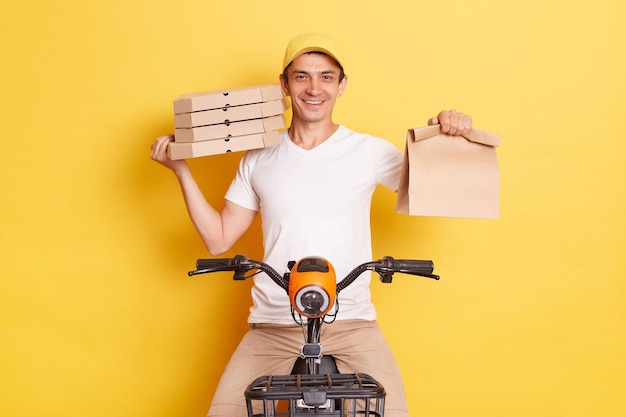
[304, 100, 323, 105]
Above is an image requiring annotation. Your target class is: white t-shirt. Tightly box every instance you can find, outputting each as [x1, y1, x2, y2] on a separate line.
[225, 125, 403, 324]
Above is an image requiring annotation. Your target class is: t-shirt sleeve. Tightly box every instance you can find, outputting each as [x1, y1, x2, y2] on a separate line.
[224, 152, 261, 211]
[374, 138, 404, 192]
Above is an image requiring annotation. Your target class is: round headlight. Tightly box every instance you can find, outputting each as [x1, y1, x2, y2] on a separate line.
[294, 285, 330, 317]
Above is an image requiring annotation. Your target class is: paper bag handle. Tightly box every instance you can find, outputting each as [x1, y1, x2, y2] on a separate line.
[410, 125, 502, 147]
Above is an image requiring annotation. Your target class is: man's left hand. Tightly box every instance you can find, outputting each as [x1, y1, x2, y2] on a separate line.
[428, 110, 472, 136]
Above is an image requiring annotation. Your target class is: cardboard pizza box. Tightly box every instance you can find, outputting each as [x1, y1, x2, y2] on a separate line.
[173, 84, 283, 114]
[174, 99, 286, 129]
[174, 114, 285, 143]
[167, 131, 281, 160]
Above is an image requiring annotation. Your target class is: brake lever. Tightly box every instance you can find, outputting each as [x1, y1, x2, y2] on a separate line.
[188, 267, 223, 276]
[376, 264, 440, 283]
[395, 270, 440, 280]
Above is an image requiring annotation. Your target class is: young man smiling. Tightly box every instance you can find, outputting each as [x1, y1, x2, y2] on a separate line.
[280, 52, 347, 147]
[151, 33, 472, 417]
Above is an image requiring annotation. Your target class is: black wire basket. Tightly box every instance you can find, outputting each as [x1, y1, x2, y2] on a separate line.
[245, 373, 386, 417]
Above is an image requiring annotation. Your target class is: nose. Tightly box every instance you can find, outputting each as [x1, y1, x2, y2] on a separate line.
[306, 77, 321, 95]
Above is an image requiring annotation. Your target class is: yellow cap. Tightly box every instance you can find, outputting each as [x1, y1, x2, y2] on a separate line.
[282, 33, 344, 70]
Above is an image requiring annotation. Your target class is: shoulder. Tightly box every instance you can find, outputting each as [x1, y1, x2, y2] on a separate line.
[241, 131, 289, 164]
[338, 125, 401, 154]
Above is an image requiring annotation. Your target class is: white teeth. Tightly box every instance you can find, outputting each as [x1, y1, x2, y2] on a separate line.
[306, 100, 322, 104]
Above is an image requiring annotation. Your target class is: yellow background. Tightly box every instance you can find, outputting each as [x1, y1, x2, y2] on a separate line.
[1, 1, 624, 416]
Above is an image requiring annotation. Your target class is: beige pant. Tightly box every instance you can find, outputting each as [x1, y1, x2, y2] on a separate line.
[208, 319, 408, 417]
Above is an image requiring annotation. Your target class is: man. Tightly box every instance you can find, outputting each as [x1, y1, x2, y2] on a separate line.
[151, 33, 472, 417]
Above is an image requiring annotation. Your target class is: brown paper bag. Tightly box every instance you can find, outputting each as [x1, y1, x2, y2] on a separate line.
[396, 125, 502, 219]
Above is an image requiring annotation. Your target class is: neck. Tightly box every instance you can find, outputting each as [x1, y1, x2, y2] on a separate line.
[288, 120, 339, 150]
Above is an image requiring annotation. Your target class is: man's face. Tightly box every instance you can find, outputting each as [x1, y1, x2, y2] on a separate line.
[280, 53, 347, 124]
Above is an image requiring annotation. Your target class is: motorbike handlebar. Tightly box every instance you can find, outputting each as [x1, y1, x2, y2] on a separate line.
[195, 257, 238, 270]
[190, 254, 289, 291]
[335, 256, 438, 291]
[189, 255, 439, 293]
[382, 256, 436, 276]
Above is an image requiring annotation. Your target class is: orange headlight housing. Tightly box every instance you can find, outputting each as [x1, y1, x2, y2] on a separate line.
[288, 257, 337, 318]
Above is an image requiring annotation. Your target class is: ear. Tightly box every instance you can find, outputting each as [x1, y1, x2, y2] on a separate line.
[279, 74, 290, 96]
[337, 75, 348, 97]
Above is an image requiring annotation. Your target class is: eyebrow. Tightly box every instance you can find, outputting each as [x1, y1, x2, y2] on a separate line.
[292, 69, 338, 76]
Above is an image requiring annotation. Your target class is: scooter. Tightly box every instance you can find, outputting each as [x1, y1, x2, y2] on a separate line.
[189, 255, 439, 417]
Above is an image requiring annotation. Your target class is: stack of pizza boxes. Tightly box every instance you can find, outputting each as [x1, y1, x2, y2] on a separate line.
[168, 84, 286, 160]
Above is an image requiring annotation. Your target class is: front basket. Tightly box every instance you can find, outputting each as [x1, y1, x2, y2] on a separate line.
[245, 373, 386, 417]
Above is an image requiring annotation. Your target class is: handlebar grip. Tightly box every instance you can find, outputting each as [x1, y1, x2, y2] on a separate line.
[390, 259, 434, 275]
[195, 258, 236, 270]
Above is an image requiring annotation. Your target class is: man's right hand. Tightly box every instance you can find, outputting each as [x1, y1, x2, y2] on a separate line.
[150, 134, 187, 173]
